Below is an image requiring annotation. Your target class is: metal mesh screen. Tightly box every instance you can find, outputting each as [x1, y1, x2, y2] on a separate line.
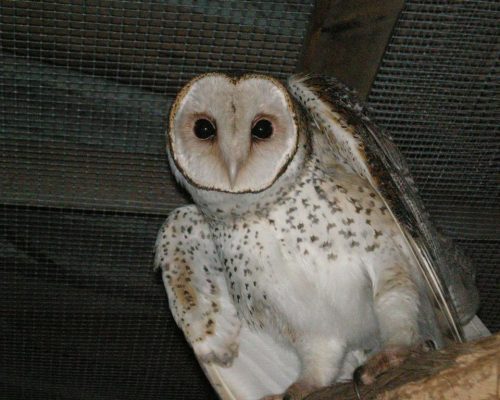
[1, 0, 498, 399]
[0, 207, 216, 399]
[367, 1, 499, 332]
[0, 1, 314, 399]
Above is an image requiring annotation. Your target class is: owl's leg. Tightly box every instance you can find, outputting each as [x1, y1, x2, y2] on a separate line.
[355, 263, 429, 385]
[262, 337, 346, 400]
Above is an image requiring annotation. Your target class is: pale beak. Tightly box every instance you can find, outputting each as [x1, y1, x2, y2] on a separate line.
[228, 158, 241, 188]
[220, 137, 250, 189]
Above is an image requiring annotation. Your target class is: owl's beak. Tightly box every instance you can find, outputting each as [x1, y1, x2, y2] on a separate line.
[227, 157, 244, 188]
[221, 141, 249, 189]
[228, 159, 240, 188]
[219, 127, 250, 189]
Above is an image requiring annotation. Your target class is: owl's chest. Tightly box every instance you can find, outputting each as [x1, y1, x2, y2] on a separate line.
[208, 171, 398, 333]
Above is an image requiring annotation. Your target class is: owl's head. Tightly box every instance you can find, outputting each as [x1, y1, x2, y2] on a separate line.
[167, 73, 305, 197]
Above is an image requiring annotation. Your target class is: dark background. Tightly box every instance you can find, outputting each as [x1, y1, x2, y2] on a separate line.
[1, 1, 498, 399]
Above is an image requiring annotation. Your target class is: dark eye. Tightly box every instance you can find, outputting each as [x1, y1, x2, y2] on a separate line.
[251, 119, 273, 139]
[194, 118, 216, 139]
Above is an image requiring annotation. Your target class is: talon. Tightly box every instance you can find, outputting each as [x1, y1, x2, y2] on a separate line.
[353, 365, 364, 383]
[352, 365, 366, 398]
[353, 364, 372, 385]
[424, 339, 436, 351]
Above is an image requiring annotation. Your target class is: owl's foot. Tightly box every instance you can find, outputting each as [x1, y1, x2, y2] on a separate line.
[260, 381, 317, 400]
[353, 340, 435, 386]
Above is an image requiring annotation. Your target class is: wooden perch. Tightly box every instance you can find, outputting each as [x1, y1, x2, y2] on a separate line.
[306, 333, 499, 400]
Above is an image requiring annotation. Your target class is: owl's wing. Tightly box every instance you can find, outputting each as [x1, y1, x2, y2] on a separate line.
[155, 205, 300, 400]
[288, 74, 479, 342]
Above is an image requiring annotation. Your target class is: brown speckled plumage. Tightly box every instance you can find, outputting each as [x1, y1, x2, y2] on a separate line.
[154, 73, 479, 400]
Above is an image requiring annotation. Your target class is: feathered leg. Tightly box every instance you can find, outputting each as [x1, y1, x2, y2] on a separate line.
[355, 263, 431, 384]
[262, 337, 346, 400]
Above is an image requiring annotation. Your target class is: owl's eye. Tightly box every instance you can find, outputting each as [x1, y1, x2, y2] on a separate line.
[194, 118, 216, 139]
[251, 119, 273, 140]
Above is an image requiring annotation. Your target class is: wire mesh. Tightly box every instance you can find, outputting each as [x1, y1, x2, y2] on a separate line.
[0, 206, 217, 399]
[0, 1, 315, 399]
[367, 0, 499, 332]
[1, 0, 498, 399]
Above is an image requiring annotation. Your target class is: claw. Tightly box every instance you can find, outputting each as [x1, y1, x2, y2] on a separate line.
[352, 366, 364, 399]
[424, 339, 437, 351]
[352, 341, 435, 388]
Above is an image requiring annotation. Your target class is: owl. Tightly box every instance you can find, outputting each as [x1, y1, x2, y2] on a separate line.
[154, 73, 478, 400]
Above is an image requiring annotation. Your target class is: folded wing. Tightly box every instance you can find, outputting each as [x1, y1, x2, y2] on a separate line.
[288, 74, 479, 341]
[155, 205, 300, 399]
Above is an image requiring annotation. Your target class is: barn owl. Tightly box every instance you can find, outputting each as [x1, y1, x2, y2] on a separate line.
[154, 73, 478, 399]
